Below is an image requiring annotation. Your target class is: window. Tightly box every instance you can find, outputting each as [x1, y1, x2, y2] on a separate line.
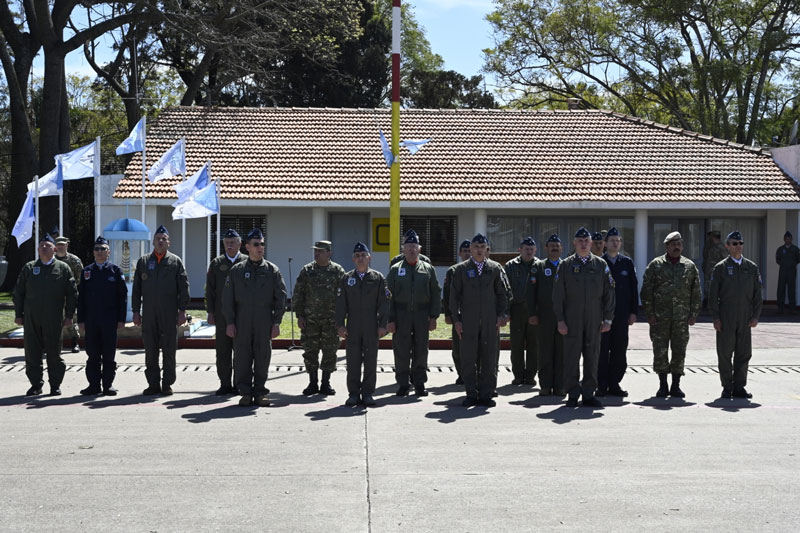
[210, 214, 267, 255]
[487, 216, 534, 253]
[400, 216, 457, 266]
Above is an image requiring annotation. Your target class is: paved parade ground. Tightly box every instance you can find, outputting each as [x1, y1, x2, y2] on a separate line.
[1, 321, 799, 532]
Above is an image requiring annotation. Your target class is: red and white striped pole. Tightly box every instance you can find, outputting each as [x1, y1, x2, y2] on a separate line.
[389, 0, 401, 257]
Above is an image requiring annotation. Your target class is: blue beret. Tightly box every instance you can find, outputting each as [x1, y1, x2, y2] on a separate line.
[404, 229, 420, 245]
[472, 233, 489, 244]
[155, 225, 169, 236]
[727, 231, 743, 242]
[246, 228, 264, 241]
[591, 232, 603, 241]
[546, 234, 561, 244]
[353, 242, 369, 253]
[40, 233, 55, 244]
[224, 228, 240, 239]
[49, 226, 60, 236]
[574, 227, 590, 239]
[606, 227, 620, 239]
[94, 236, 109, 246]
[785, 231, 792, 239]
[459, 239, 471, 250]
[520, 236, 536, 247]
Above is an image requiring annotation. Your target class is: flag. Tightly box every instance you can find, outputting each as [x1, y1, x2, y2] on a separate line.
[26, 166, 61, 197]
[379, 129, 394, 168]
[400, 138, 431, 155]
[116, 117, 146, 155]
[172, 162, 209, 207]
[59, 140, 99, 180]
[148, 138, 185, 183]
[172, 180, 218, 220]
[12, 188, 36, 246]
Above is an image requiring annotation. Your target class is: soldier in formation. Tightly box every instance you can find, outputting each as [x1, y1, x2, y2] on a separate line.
[443, 239, 472, 384]
[55, 236, 83, 353]
[775, 230, 800, 313]
[504, 236, 539, 386]
[591, 232, 605, 256]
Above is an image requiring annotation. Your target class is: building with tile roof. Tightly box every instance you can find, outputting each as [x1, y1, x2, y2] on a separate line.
[99, 106, 800, 300]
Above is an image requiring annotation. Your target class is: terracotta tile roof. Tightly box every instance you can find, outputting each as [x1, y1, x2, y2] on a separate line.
[113, 107, 800, 203]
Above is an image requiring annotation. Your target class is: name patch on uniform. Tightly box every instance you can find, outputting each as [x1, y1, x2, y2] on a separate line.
[347, 277, 356, 286]
[32, 267, 40, 275]
[245, 272, 251, 279]
[467, 270, 476, 278]
[148, 260, 156, 270]
[727, 266, 734, 276]
[220, 264, 229, 271]
[544, 268, 552, 277]
[621, 270, 628, 276]
[398, 268, 406, 277]
[84, 271, 91, 280]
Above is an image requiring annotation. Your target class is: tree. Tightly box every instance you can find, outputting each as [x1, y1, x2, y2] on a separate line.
[404, 69, 497, 109]
[484, 0, 800, 144]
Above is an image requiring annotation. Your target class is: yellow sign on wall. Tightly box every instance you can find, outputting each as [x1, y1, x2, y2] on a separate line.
[372, 217, 390, 252]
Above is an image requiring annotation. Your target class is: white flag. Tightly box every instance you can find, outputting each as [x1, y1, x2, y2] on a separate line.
[172, 180, 218, 220]
[172, 162, 209, 207]
[12, 188, 36, 246]
[26, 166, 61, 197]
[148, 139, 185, 183]
[116, 117, 146, 155]
[60, 140, 99, 180]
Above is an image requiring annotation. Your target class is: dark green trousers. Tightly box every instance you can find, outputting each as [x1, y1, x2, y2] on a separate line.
[509, 303, 538, 381]
[24, 316, 65, 388]
[716, 319, 752, 390]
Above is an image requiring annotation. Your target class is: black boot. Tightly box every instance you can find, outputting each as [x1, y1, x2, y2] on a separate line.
[319, 371, 335, 395]
[302, 371, 319, 395]
[71, 337, 80, 353]
[656, 373, 669, 397]
[669, 374, 685, 398]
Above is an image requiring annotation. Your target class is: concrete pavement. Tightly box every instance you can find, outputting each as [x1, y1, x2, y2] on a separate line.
[0, 321, 798, 532]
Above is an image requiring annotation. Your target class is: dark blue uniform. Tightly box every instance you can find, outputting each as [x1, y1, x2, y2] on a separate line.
[598, 253, 638, 393]
[77, 262, 128, 391]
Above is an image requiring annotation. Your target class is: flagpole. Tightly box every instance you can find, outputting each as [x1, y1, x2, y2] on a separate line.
[34, 175, 39, 257]
[179, 137, 187, 262]
[206, 160, 212, 268]
[389, 0, 402, 257]
[216, 172, 221, 257]
[140, 116, 147, 257]
[95, 136, 101, 238]
[58, 165, 63, 236]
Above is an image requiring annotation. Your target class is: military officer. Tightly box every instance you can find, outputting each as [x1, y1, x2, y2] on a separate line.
[222, 228, 287, 407]
[597, 227, 638, 397]
[386, 229, 441, 397]
[390, 250, 431, 266]
[77, 236, 127, 396]
[132, 225, 190, 396]
[703, 230, 727, 307]
[13, 234, 78, 396]
[336, 242, 389, 407]
[552, 227, 615, 408]
[505, 236, 539, 386]
[528, 234, 565, 397]
[443, 239, 472, 384]
[55, 235, 84, 353]
[775, 231, 800, 313]
[640, 231, 701, 398]
[205, 228, 246, 395]
[591, 232, 605, 256]
[709, 231, 763, 399]
[449, 233, 509, 407]
[294, 240, 346, 396]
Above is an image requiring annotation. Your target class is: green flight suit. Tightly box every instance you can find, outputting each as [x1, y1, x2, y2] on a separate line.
[449, 259, 508, 401]
[709, 256, 763, 390]
[293, 261, 346, 373]
[552, 254, 615, 399]
[386, 259, 441, 387]
[775, 244, 800, 310]
[442, 263, 461, 376]
[205, 253, 247, 386]
[132, 251, 190, 388]
[222, 258, 287, 396]
[56, 252, 83, 341]
[335, 269, 389, 397]
[527, 258, 564, 393]
[505, 255, 539, 382]
[13, 259, 77, 388]
[703, 242, 727, 301]
[640, 255, 701, 376]
[389, 253, 431, 267]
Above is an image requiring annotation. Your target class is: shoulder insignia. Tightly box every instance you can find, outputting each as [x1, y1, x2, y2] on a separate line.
[347, 277, 356, 286]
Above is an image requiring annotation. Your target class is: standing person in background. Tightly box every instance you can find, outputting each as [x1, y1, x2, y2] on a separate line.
[775, 231, 800, 314]
[703, 231, 727, 309]
[54, 236, 83, 353]
[505, 237, 539, 387]
[443, 240, 472, 385]
[591, 232, 605, 256]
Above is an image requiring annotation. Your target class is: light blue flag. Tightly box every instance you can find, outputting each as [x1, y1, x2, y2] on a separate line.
[148, 139, 185, 183]
[27, 166, 61, 197]
[59, 140, 99, 180]
[172, 162, 209, 207]
[172, 180, 218, 220]
[116, 117, 146, 155]
[379, 129, 394, 168]
[400, 138, 431, 155]
[12, 188, 36, 246]
[55, 157, 64, 191]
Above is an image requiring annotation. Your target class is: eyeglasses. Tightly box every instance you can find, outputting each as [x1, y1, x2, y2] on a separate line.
[93, 246, 108, 252]
[729, 241, 744, 246]
[250, 242, 265, 247]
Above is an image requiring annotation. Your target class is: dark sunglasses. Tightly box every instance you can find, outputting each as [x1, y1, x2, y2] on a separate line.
[250, 242, 265, 247]
[93, 246, 108, 251]
[729, 241, 744, 246]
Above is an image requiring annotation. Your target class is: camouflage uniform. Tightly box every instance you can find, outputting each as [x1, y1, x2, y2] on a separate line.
[640, 255, 701, 375]
[56, 252, 83, 341]
[504, 255, 538, 383]
[703, 241, 727, 301]
[293, 260, 346, 373]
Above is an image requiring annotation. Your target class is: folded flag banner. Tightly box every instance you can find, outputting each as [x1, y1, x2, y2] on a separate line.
[148, 138, 185, 183]
[116, 117, 146, 155]
[173, 162, 209, 207]
[379, 129, 394, 168]
[378, 130, 431, 167]
[400, 138, 431, 155]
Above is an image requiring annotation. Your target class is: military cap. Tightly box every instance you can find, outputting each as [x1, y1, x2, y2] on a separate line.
[49, 226, 60, 237]
[246, 228, 264, 241]
[520, 236, 536, 247]
[312, 240, 332, 251]
[40, 233, 55, 244]
[707, 230, 721, 237]
[353, 242, 369, 253]
[785, 231, 793, 239]
[471, 233, 489, 244]
[591, 232, 603, 241]
[574, 227, 590, 239]
[459, 239, 471, 251]
[727, 231, 743, 242]
[403, 229, 420, 245]
[223, 228, 240, 239]
[155, 225, 169, 236]
[605, 227, 620, 240]
[663, 231, 682, 244]
[546, 233, 561, 244]
[54, 236, 69, 244]
[94, 236, 109, 246]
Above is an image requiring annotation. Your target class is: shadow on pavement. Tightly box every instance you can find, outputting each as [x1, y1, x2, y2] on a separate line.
[596, 397, 631, 407]
[182, 405, 261, 423]
[25, 395, 93, 409]
[536, 405, 604, 424]
[305, 405, 367, 421]
[633, 397, 697, 410]
[0, 394, 36, 406]
[0, 355, 24, 364]
[509, 395, 566, 409]
[424, 399, 492, 424]
[426, 383, 463, 396]
[267, 392, 328, 408]
[85, 394, 160, 409]
[496, 384, 537, 397]
[164, 395, 230, 409]
[705, 399, 762, 411]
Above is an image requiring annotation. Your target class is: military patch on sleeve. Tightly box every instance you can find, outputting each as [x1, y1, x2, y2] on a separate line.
[337, 287, 342, 296]
[398, 268, 406, 277]
[608, 274, 616, 288]
[245, 272, 251, 279]
[84, 271, 91, 280]
[347, 277, 356, 286]
[544, 268, 551, 277]
[758, 274, 763, 284]
[385, 287, 391, 298]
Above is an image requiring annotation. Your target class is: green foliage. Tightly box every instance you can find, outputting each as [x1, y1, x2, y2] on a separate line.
[404, 69, 497, 109]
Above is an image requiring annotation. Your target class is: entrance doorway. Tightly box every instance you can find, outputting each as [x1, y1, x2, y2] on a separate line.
[329, 213, 369, 267]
